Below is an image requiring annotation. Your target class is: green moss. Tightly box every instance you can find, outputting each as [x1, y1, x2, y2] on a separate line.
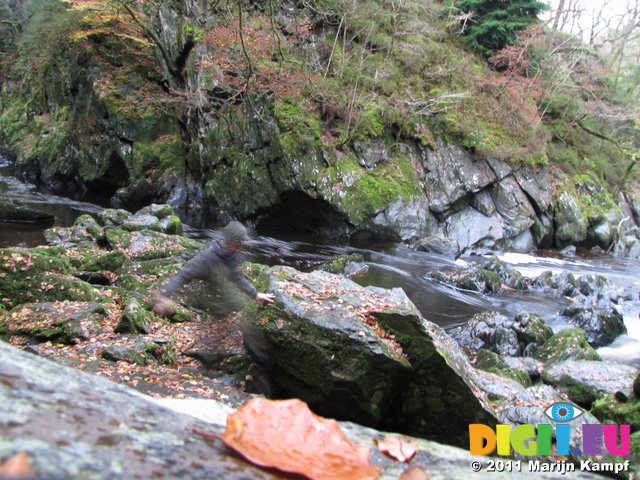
[486, 367, 532, 387]
[273, 96, 322, 154]
[0, 249, 73, 307]
[318, 153, 422, 223]
[128, 135, 186, 179]
[591, 394, 640, 430]
[319, 253, 365, 274]
[534, 328, 601, 365]
[80, 250, 133, 272]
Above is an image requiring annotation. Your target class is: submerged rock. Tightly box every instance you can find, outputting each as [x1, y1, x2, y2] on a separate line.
[0, 199, 55, 223]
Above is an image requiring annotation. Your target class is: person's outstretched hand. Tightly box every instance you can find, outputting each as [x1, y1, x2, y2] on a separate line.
[256, 292, 275, 307]
[149, 290, 176, 317]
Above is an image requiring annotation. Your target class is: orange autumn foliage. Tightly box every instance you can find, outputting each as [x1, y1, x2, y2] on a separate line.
[219, 398, 380, 480]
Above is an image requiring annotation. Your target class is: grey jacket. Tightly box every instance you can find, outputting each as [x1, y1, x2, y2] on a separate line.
[162, 240, 258, 299]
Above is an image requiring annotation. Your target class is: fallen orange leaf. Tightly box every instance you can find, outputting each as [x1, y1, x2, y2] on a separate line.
[219, 398, 380, 480]
[0, 452, 35, 478]
[374, 434, 419, 462]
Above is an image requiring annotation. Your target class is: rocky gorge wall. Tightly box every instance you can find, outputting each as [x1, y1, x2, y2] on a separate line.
[2, 0, 639, 256]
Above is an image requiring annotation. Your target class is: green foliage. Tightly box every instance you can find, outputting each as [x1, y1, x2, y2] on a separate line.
[456, 0, 549, 57]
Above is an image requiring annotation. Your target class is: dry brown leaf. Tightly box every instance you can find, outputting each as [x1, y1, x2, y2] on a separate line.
[219, 398, 380, 480]
[398, 465, 429, 480]
[375, 434, 419, 462]
[0, 452, 35, 478]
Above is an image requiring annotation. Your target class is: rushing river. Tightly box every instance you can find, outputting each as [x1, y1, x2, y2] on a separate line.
[1, 158, 639, 367]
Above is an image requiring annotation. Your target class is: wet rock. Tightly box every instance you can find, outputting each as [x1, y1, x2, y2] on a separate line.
[554, 191, 588, 248]
[0, 248, 100, 306]
[414, 234, 460, 258]
[428, 265, 502, 294]
[122, 213, 163, 233]
[98, 208, 132, 225]
[241, 266, 498, 447]
[0, 341, 281, 480]
[490, 176, 536, 238]
[542, 360, 638, 407]
[577, 274, 631, 306]
[635, 372, 640, 397]
[353, 138, 389, 169]
[561, 305, 627, 348]
[533, 328, 601, 366]
[471, 369, 527, 400]
[502, 356, 544, 379]
[104, 227, 204, 260]
[423, 140, 496, 216]
[370, 195, 431, 243]
[0, 199, 55, 223]
[481, 257, 529, 291]
[445, 207, 504, 254]
[449, 310, 552, 357]
[318, 253, 366, 275]
[473, 348, 508, 370]
[513, 166, 553, 213]
[612, 230, 640, 259]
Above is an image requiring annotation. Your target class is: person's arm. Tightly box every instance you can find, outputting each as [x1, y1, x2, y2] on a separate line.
[229, 268, 275, 306]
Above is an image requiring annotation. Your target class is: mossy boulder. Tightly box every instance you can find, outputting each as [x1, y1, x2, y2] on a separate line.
[591, 393, 640, 431]
[473, 350, 531, 387]
[542, 360, 638, 407]
[428, 265, 502, 294]
[240, 266, 498, 448]
[115, 296, 153, 334]
[450, 310, 551, 357]
[122, 214, 163, 233]
[80, 250, 133, 273]
[0, 302, 108, 343]
[319, 253, 365, 275]
[104, 227, 204, 260]
[98, 209, 133, 226]
[561, 305, 627, 348]
[533, 328, 601, 365]
[0, 249, 103, 307]
[554, 190, 588, 248]
[481, 257, 529, 291]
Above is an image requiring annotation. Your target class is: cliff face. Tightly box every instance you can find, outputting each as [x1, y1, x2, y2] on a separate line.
[1, 0, 639, 254]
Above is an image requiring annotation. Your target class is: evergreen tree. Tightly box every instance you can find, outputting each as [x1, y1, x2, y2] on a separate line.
[456, 0, 549, 57]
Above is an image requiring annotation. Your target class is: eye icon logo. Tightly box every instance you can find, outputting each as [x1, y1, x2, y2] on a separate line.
[544, 402, 584, 422]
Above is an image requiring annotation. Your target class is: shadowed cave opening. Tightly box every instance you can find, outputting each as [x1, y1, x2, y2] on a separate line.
[251, 191, 352, 241]
[85, 152, 129, 198]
